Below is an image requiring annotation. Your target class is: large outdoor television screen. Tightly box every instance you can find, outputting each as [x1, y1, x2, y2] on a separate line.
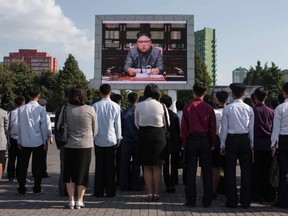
[92, 15, 194, 90]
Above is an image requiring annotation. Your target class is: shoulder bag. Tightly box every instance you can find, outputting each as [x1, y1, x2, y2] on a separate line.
[55, 105, 68, 147]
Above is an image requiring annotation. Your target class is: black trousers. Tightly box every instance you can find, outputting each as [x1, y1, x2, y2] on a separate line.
[275, 135, 288, 207]
[58, 147, 67, 195]
[252, 150, 276, 202]
[94, 145, 116, 197]
[163, 152, 179, 190]
[7, 138, 20, 180]
[17, 145, 45, 193]
[119, 142, 143, 191]
[185, 135, 212, 206]
[225, 134, 252, 208]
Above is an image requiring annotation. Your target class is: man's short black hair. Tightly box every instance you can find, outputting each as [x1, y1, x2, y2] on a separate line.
[28, 86, 40, 99]
[111, 93, 122, 105]
[229, 83, 246, 98]
[193, 82, 207, 97]
[144, 84, 160, 100]
[282, 82, 288, 95]
[137, 32, 151, 39]
[14, 96, 25, 106]
[128, 92, 138, 104]
[215, 90, 228, 104]
[278, 92, 285, 104]
[160, 95, 172, 108]
[176, 100, 185, 111]
[100, 84, 111, 96]
[254, 87, 268, 102]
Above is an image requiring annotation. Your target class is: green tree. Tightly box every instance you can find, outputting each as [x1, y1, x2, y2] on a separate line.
[35, 71, 58, 112]
[244, 61, 263, 85]
[177, 53, 212, 103]
[53, 54, 88, 110]
[0, 62, 36, 110]
[244, 61, 285, 105]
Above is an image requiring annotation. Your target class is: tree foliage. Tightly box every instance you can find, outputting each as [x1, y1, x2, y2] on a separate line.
[243, 61, 285, 105]
[0, 54, 90, 112]
[177, 53, 212, 103]
[0, 62, 36, 110]
[53, 54, 89, 108]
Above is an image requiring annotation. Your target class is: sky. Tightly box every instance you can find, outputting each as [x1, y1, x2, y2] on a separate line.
[0, 0, 287, 85]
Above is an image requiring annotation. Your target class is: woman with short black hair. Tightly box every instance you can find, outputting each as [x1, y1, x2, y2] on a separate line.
[63, 85, 98, 209]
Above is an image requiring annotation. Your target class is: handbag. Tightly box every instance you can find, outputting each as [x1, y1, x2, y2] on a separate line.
[55, 105, 68, 147]
[269, 155, 279, 188]
[162, 104, 171, 144]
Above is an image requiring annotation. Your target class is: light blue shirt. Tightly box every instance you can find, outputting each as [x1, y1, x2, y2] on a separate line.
[17, 101, 48, 147]
[93, 98, 122, 147]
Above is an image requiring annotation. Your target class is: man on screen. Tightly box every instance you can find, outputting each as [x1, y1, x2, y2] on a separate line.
[124, 32, 164, 76]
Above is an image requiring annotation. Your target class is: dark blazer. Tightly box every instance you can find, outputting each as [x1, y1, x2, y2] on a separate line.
[124, 47, 164, 73]
[167, 109, 182, 153]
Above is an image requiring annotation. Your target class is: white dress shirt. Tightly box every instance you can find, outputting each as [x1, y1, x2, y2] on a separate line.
[134, 97, 169, 128]
[0, 108, 8, 151]
[214, 109, 223, 135]
[93, 98, 122, 147]
[17, 101, 48, 147]
[220, 99, 254, 149]
[271, 99, 288, 148]
[8, 108, 19, 140]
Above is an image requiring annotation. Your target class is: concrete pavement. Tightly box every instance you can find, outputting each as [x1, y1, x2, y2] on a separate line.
[0, 143, 287, 216]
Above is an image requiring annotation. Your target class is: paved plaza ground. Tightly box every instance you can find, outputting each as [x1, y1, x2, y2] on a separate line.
[0, 143, 288, 216]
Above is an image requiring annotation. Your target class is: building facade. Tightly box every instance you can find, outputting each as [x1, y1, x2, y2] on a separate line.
[3, 49, 58, 75]
[195, 27, 217, 85]
[232, 67, 248, 83]
[282, 69, 288, 81]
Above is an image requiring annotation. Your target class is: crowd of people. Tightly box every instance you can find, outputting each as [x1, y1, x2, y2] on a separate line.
[1, 81, 288, 210]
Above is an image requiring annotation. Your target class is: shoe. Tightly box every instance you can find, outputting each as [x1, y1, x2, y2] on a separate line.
[75, 201, 85, 209]
[69, 201, 75, 210]
[212, 193, 217, 200]
[33, 189, 44, 195]
[225, 203, 237, 209]
[203, 201, 211, 208]
[170, 187, 175, 193]
[146, 194, 153, 201]
[94, 193, 104, 197]
[9, 178, 17, 183]
[152, 194, 160, 201]
[17, 187, 27, 195]
[183, 202, 195, 208]
[42, 172, 50, 178]
[274, 203, 288, 208]
[26, 178, 31, 183]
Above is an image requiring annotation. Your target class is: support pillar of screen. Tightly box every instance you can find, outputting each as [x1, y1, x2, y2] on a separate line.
[168, 90, 177, 113]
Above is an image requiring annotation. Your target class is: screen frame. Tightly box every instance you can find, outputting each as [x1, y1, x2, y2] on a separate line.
[90, 15, 194, 90]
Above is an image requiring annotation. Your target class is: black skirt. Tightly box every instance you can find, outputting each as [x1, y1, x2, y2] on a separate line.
[136, 126, 167, 166]
[63, 148, 92, 187]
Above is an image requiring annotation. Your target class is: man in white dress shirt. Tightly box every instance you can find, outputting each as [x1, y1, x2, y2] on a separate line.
[17, 87, 48, 195]
[220, 83, 254, 209]
[271, 82, 288, 208]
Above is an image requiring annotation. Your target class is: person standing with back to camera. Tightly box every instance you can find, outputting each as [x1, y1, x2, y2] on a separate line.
[135, 84, 169, 201]
[124, 32, 164, 76]
[181, 82, 216, 208]
[63, 85, 98, 209]
[220, 83, 254, 209]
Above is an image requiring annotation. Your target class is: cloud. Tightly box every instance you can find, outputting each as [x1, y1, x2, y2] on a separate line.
[0, 0, 94, 60]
